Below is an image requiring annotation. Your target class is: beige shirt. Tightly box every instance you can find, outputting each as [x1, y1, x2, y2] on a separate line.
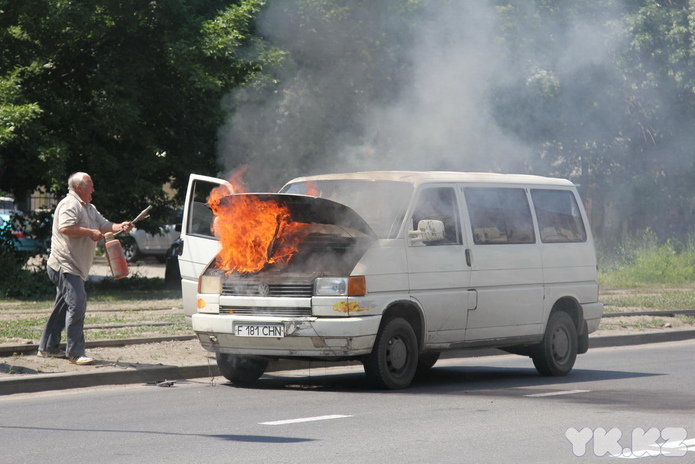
[47, 191, 110, 280]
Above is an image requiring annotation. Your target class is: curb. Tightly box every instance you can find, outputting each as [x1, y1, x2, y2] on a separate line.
[0, 335, 197, 358]
[1, 330, 694, 396]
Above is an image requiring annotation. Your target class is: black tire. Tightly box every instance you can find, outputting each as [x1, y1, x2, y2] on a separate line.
[121, 238, 140, 263]
[416, 351, 441, 373]
[363, 318, 418, 389]
[216, 353, 268, 384]
[532, 311, 577, 376]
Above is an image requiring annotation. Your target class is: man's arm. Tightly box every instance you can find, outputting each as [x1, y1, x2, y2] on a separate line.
[59, 225, 104, 242]
[60, 222, 133, 242]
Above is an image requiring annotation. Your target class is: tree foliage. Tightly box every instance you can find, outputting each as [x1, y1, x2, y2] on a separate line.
[0, 0, 270, 226]
[1, 0, 695, 243]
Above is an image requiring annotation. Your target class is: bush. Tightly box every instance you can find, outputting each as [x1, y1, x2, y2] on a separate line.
[599, 231, 695, 288]
[0, 251, 54, 299]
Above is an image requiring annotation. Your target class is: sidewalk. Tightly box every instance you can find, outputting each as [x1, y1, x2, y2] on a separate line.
[2, 328, 694, 396]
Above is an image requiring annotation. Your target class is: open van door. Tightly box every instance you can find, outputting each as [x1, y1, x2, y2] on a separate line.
[179, 174, 229, 325]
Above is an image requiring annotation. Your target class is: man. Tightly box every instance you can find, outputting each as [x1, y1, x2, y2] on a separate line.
[38, 172, 133, 365]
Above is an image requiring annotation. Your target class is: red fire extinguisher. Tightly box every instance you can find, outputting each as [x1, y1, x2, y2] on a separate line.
[104, 232, 129, 279]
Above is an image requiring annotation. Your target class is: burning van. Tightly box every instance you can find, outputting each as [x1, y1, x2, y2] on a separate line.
[178, 171, 603, 389]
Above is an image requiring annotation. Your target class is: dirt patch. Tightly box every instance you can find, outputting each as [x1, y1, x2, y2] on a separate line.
[0, 339, 215, 378]
[2, 286, 695, 379]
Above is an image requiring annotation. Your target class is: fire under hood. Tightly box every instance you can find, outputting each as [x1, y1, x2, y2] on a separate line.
[208, 193, 378, 283]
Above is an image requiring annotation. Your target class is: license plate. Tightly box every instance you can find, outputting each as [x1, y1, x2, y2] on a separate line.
[234, 323, 285, 338]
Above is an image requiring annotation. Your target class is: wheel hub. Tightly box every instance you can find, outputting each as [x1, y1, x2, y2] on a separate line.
[552, 328, 570, 361]
[387, 337, 407, 371]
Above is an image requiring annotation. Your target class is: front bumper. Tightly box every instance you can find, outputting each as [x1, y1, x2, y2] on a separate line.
[192, 313, 381, 357]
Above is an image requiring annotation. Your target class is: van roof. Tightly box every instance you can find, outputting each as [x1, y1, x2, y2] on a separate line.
[288, 171, 575, 188]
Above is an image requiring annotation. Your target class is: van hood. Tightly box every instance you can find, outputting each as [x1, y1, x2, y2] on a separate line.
[210, 193, 376, 280]
[225, 193, 377, 239]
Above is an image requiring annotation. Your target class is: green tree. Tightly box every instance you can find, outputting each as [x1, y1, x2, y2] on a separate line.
[0, 0, 271, 226]
[489, 0, 695, 242]
[619, 0, 695, 240]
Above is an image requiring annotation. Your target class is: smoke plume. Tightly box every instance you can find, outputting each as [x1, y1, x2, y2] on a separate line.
[217, 1, 627, 191]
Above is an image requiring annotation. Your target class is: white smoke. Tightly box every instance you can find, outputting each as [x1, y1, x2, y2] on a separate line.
[346, 3, 525, 172]
[217, 1, 626, 189]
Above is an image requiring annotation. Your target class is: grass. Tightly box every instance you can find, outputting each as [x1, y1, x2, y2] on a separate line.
[599, 317, 669, 331]
[0, 312, 191, 344]
[2, 233, 695, 344]
[677, 315, 695, 325]
[0, 281, 190, 344]
[601, 289, 695, 312]
[598, 235, 695, 315]
[598, 232, 695, 288]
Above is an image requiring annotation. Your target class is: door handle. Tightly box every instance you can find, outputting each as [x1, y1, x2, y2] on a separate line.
[465, 248, 472, 267]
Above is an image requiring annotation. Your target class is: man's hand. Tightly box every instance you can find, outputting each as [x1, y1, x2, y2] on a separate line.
[120, 221, 134, 234]
[88, 229, 104, 242]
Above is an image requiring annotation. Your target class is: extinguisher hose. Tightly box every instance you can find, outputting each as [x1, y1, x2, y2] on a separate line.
[114, 205, 152, 236]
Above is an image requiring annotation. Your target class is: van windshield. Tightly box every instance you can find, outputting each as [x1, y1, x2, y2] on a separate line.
[281, 180, 413, 239]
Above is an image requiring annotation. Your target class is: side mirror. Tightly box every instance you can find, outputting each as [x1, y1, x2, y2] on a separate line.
[408, 220, 445, 244]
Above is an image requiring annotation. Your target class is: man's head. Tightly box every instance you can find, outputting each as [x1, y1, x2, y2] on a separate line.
[68, 172, 95, 203]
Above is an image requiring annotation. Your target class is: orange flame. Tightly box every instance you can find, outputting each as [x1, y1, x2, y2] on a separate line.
[208, 169, 308, 274]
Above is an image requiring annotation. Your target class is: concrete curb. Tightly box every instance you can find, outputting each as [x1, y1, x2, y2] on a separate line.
[1, 329, 694, 396]
[0, 335, 197, 358]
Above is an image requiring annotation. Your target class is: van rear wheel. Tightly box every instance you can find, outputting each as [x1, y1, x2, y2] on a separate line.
[532, 311, 577, 376]
[363, 318, 418, 389]
[216, 353, 268, 384]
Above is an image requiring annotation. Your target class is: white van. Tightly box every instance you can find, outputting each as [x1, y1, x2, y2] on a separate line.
[178, 171, 603, 389]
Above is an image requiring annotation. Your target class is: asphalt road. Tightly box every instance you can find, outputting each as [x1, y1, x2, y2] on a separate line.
[2, 339, 694, 464]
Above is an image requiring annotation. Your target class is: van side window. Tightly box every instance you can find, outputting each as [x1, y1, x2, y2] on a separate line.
[465, 188, 535, 245]
[531, 189, 587, 243]
[411, 187, 462, 245]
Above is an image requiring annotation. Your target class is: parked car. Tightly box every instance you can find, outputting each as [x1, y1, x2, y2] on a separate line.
[120, 210, 182, 263]
[0, 211, 47, 252]
[0, 196, 18, 214]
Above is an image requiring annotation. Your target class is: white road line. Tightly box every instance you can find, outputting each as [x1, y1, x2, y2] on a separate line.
[660, 438, 695, 449]
[260, 414, 352, 426]
[524, 389, 591, 397]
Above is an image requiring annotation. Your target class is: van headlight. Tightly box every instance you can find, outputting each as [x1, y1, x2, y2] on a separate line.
[314, 276, 366, 296]
[199, 275, 222, 294]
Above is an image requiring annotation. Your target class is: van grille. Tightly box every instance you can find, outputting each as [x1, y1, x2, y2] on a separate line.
[221, 281, 314, 298]
[219, 307, 312, 317]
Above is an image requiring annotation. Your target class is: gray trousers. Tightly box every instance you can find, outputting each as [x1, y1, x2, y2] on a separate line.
[39, 266, 87, 357]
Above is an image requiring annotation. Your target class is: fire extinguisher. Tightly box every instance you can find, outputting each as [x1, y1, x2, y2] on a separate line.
[104, 232, 129, 279]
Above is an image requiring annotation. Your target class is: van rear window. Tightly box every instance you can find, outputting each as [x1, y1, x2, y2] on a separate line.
[531, 189, 587, 243]
[464, 188, 535, 245]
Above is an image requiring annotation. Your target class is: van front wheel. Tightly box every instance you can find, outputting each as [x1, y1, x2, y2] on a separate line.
[532, 311, 577, 376]
[363, 318, 418, 389]
[216, 353, 268, 384]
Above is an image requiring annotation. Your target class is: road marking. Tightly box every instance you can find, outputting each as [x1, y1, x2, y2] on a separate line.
[613, 439, 695, 459]
[260, 414, 352, 426]
[524, 389, 591, 397]
[660, 438, 695, 449]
